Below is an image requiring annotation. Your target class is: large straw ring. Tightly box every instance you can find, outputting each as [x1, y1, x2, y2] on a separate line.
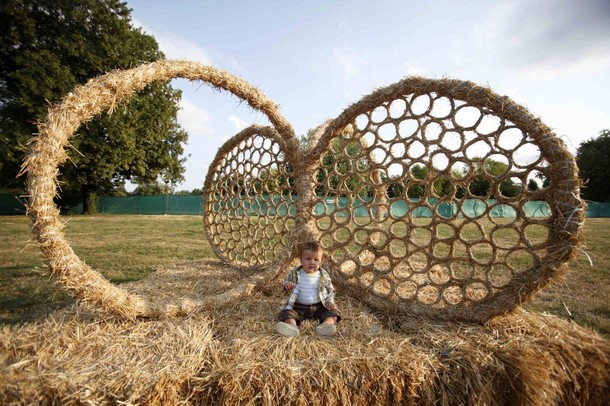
[22, 60, 295, 318]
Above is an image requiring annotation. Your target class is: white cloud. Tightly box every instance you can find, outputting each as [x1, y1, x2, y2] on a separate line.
[228, 115, 250, 131]
[332, 47, 361, 79]
[178, 98, 214, 136]
[471, 0, 610, 78]
[520, 50, 610, 79]
[405, 61, 424, 76]
[159, 36, 213, 65]
[131, 18, 213, 64]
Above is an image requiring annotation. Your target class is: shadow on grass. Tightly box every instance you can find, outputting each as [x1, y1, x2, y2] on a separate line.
[0, 294, 74, 324]
[0, 268, 155, 324]
[0, 266, 73, 324]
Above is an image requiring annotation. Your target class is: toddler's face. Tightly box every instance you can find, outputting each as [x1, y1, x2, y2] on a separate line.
[300, 248, 323, 274]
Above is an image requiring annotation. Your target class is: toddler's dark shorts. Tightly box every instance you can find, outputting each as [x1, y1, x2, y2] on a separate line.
[279, 302, 341, 325]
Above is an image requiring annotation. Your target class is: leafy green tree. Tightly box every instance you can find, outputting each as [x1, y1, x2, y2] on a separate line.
[499, 179, 521, 198]
[316, 137, 372, 197]
[577, 129, 610, 202]
[107, 182, 128, 197]
[527, 178, 540, 192]
[536, 172, 550, 189]
[219, 173, 250, 197]
[405, 164, 453, 199]
[175, 190, 191, 196]
[132, 180, 172, 196]
[406, 164, 427, 199]
[385, 175, 405, 198]
[253, 167, 285, 195]
[252, 168, 274, 194]
[0, 0, 187, 213]
[466, 159, 521, 198]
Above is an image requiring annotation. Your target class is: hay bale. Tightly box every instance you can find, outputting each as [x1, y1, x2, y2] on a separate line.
[1, 261, 607, 405]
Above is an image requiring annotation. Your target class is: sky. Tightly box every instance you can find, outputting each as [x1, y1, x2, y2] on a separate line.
[126, 0, 610, 192]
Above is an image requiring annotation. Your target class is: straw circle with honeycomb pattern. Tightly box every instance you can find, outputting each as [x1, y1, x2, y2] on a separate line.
[23, 60, 585, 321]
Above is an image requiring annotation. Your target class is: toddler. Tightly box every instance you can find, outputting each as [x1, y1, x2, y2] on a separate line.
[276, 241, 341, 337]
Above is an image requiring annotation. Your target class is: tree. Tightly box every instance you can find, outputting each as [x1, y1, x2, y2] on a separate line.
[527, 178, 540, 192]
[405, 164, 452, 199]
[536, 172, 550, 189]
[385, 175, 405, 198]
[466, 159, 521, 199]
[253, 167, 281, 195]
[0, 0, 188, 213]
[132, 180, 172, 196]
[577, 129, 610, 202]
[407, 164, 427, 199]
[316, 135, 372, 197]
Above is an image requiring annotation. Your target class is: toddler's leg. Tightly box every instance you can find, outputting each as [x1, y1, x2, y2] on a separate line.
[276, 309, 300, 337]
[322, 316, 337, 325]
[315, 305, 340, 336]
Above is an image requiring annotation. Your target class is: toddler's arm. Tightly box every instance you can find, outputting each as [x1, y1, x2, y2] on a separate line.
[282, 268, 297, 290]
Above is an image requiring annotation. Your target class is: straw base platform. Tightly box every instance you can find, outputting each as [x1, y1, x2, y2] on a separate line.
[1, 260, 608, 405]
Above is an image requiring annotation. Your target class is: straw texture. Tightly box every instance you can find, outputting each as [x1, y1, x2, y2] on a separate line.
[203, 76, 585, 322]
[1, 260, 607, 405]
[23, 60, 584, 322]
[22, 60, 295, 319]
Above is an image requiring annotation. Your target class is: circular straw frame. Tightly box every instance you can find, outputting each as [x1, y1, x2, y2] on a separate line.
[24, 60, 585, 321]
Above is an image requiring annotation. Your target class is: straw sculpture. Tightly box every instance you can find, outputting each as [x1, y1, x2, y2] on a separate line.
[1, 260, 608, 405]
[22, 60, 296, 319]
[13, 58, 606, 406]
[201, 65, 585, 323]
[23, 60, 584, 322]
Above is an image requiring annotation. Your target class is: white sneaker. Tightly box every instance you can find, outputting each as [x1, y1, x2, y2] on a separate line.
[315, 323, 336, 336]
[276, 322, 300, 337]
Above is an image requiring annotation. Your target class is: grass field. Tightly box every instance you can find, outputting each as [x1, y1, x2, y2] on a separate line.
[0, 215, 608, 337]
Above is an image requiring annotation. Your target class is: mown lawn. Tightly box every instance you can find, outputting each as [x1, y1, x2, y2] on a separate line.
[0, 215, 608, 337]
[0, 215, 213, 323]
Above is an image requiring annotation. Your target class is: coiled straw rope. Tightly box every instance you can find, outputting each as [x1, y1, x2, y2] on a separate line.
[23, 60, 585, 321]
[202, 77, 586, 322]
[23, 60, 295, 318]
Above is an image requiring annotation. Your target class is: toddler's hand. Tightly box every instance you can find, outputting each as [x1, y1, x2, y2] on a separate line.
[283, 281, 296, 290]
[325, 301, 337, 311]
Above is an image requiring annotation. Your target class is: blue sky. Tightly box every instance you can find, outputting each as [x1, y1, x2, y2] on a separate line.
[126, 0, 610, 192]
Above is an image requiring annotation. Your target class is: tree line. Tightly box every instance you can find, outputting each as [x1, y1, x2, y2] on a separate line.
[145, 128, 610, 203]
[0, 0, 187, 213]
[1, 1, 608, 217]
[576, 129, 610, 202]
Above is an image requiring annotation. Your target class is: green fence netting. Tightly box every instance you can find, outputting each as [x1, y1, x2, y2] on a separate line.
[585, 201, 610, 218]
[64, 195, 203, 215]
[96, 195, 204, 215]
[2, 194, 609, 217]
[0, 195, 27, 215]
[241, 197, 551, 218]
[210, 196, 552, 218]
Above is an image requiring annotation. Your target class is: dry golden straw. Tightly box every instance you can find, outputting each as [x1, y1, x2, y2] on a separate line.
[23, 60, 585, 322]
[22, 60, 296, 319]
[203, 76, 586, 322]
[1, 261, 608, 405]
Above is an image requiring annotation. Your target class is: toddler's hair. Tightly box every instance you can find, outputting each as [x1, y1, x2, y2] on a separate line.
[301, 241, 323, 255]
